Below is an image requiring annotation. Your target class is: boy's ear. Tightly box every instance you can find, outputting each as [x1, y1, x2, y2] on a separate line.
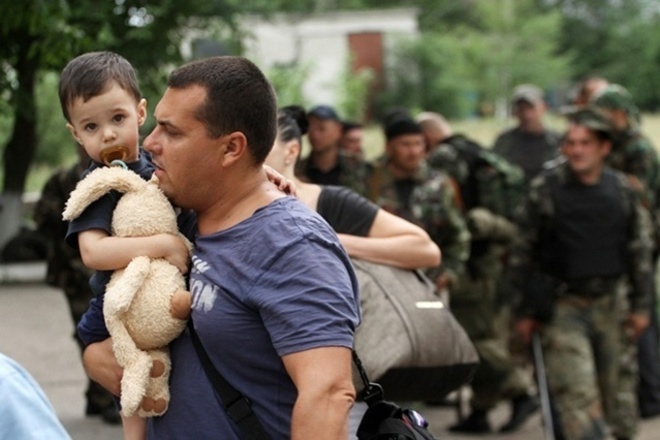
[66, 122, 82, 145]
[137, 98, 148, 127]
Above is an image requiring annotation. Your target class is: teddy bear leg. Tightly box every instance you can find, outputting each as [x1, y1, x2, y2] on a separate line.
[170, 289, 192, 320]
[138, 349, 171, 417]
[119, 349, 153, 417]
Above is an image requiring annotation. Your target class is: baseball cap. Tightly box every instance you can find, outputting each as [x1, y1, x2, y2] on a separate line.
[512, 84, 544, 105]
[567, 107, 613, 136]
[308, 105, 340, 121]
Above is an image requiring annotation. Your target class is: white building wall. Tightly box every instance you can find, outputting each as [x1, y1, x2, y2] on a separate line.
[241, 9, 419, 107]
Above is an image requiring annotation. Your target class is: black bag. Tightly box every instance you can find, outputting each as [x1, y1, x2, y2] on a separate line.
[351, 259, 479, 401]
[354, 352, 438, 440]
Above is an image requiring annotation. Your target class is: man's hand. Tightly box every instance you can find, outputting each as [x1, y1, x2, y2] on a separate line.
[516, 317, 540, 346]
[82, 338, 122, 397]
[625, 312, 650, 341]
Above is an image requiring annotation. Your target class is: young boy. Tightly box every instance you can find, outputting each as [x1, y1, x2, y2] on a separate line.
[59, 51, 192, 439]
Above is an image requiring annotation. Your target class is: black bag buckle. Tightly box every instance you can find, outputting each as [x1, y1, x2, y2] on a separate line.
[226, 396, 254, 423]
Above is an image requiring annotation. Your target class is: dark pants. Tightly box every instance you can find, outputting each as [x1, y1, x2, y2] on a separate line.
[637, 285, 660, 417]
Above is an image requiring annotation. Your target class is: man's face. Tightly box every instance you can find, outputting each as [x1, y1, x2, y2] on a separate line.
[561, 124, 610, 177]
[339, 128, 363, 155]
[144, 85, 225, 211]
[307, 116, 342, 152]
[387, 134, 426, 175]
[513, 100, 545, 130]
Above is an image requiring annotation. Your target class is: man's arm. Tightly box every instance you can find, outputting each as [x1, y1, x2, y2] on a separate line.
[282, 346, 355, 440]
[82, 338, 122, 397]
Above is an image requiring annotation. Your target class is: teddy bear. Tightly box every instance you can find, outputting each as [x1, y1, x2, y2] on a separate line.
[62, 166, 192, 418]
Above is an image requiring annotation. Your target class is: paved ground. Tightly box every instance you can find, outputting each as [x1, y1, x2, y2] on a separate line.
[2, 270, 660, 439]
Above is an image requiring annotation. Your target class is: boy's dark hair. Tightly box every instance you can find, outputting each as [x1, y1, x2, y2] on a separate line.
[59, 51, 142, 122]
[168, 56, 277, 165]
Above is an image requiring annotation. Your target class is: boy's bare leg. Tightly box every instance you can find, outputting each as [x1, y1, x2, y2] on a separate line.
[121, 414, 146, 440]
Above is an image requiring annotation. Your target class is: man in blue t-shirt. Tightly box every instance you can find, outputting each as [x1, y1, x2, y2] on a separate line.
[82, 56, 360, 439]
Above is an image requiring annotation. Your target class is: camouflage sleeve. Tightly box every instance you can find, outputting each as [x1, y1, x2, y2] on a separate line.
[626, 185, 654, 314]
[625, 137, 660, 209]
[507, 175, 549, 316]
[425, 178, 471, 287]
[33, 171, 66, 240]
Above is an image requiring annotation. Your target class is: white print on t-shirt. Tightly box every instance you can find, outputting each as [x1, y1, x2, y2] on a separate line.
[190, 278, 217, 313]
[191, 255, 210, 274]
[190, 256, 217, 313]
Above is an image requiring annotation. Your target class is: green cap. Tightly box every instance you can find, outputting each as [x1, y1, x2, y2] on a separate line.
[567, 107, 614, 136]
[592, 84, 640, 125]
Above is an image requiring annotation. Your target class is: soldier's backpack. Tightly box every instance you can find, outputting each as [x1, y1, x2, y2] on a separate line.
[431, 135, 525, 220]
[351, 259, 479, 402]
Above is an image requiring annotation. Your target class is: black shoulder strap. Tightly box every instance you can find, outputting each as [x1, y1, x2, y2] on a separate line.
[187, 319, 269, 440]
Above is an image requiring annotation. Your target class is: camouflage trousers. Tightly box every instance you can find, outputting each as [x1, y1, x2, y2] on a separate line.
[542, 290, 638, 440]
[452, 274, 533, 410]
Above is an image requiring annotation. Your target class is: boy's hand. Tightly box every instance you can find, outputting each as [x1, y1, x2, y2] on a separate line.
[158, 233, 191, 274]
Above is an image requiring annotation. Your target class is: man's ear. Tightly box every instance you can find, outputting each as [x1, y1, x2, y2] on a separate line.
[220, 132, 248, 166]
[137, 98, 148, 127]
[66, 122, 82, 145]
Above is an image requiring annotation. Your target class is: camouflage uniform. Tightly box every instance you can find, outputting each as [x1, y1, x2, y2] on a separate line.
[296, 150, 373, 197]
[33, 162, 116, 414]
[510, 162, 654, 440]
[429, 136, 534, 415]
[594, 85, 660, 420]
[366, 159, 470, 288]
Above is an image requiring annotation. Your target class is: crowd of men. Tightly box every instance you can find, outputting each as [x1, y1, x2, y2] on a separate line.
[30, 69, 659, 439]
[295, 79, 660, 440]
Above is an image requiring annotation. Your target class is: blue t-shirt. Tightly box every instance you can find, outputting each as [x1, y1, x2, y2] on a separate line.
[148, 196, 360, 439]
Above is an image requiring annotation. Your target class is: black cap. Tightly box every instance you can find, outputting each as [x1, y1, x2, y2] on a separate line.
[384, 117, 423, 141]
[308, 105, 340, 121]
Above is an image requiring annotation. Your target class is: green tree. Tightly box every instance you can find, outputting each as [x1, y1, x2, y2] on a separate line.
[379, 0, 571, 118]
[547, 0, 660, 109]
[0, 0, 240, 248]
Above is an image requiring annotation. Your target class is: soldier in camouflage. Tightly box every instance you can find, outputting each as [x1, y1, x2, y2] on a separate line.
[593, 84, 660, 420]
[493, 84, 562, 183]
[32, 145, 120, 425]
[418, 112, 539, 434]
[366, 116, 470, 293]
[295, 105, 372, 196]
[512, 109, 653, 440]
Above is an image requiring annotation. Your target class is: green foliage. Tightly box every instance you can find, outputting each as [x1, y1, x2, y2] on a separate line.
[34, 72, 73, 166]
[266, 63, 311, 108]
[378, 0, 571, 118]
[336, 56, 375, 122]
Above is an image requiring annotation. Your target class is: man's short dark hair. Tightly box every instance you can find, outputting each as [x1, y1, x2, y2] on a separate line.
[168, 56, 277, 165]
[59, 51, 142, 122]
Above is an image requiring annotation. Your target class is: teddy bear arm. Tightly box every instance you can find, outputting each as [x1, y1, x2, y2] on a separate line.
[104, 256, 152, 317]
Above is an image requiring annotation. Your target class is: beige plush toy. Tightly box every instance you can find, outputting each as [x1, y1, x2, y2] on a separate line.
[62, 166, 192, 418]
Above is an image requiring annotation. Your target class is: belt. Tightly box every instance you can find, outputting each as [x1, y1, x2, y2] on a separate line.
[561, 276, 622, 298]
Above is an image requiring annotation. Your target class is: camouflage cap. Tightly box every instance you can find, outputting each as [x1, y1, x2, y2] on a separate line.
[567, 107, 613, 136]
[592, 84, 640, 124]
[512, 84, 544, 105]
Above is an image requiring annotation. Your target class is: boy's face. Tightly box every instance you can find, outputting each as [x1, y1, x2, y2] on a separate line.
[66, 82, 147, 164]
